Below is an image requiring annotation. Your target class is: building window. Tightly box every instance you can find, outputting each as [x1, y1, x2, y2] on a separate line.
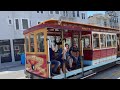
[73, 11, 75, 17]
[77, 11, 79, 17]
[22, 19, 29, 29]
[83, 13, 85, 19]
[117, 18, 118, 23]
[8, 19, 13, 25]
[8, 18, 13, 25]
[37, 32, 45, 52]
[82, 13, 84, 19]
[41, 11, 43, 13]
[9, 20, 12, 24]
[0, 40, 12, 63]
[37, 11, 39, 13]
[115, 18, 116, 23]
[30, 20, 31, 27]
[13, 39, 24, 61]
[66, 11, 68, 16]
[63, 11, 66, 16]
[82, 13, 85, 19]
[110, 19, 111, 22]
[97, 19, 100, 24]
[104, 21, 107, 27]
[15, 19, 19, 30]
[50, 11, 53, 14]
[93, 33, 100, 49]
[55, 11, 59, 14]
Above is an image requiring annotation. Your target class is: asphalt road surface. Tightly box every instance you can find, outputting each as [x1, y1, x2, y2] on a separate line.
[88, 64, 120, 79]
[0, 65, 26, 79]
[1, 64, 120, 79]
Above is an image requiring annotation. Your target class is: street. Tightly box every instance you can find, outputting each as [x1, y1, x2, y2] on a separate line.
[88, 64, 120, 79]
[1, 64, 120, 79]
[0, 65, 26, 79]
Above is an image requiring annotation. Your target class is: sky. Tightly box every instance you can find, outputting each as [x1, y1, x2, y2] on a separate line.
[87, 11, 105, 17]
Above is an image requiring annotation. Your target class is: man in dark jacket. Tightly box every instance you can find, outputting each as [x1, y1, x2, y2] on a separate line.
[49, 47, 61, 75]
[69, 42, 80, 68]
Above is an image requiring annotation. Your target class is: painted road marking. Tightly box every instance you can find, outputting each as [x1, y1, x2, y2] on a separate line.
[16, 77, 26, 79]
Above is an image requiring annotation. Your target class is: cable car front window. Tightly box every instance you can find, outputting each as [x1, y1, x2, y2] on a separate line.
[30, 34, 35, 52]
[37, 32, 45, 52]
[25, 35, 29, 52]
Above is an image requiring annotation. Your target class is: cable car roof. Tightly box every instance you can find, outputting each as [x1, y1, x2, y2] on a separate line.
[23, 19, 120, 34]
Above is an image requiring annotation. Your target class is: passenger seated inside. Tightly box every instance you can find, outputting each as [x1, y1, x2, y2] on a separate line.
[56, 43, 74, 73]
[49, 46, 61, 75]
[62, 44, 73, 71]
[55, 43, 65, 73]
[69, 41, 81, 68]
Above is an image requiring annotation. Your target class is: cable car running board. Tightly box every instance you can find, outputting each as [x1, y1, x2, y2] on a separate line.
[116, 60, 120, 64]
[80, 72, 97, 79]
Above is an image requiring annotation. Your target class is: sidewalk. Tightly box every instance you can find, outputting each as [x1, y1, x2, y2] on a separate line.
[0, 61, 24, 70]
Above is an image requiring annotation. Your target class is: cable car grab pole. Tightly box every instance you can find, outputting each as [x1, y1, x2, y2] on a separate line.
[59, 19, 67, 79]
[81, 39, 84, 77]
[80, 32, 84, 77]
[47, 38, 51, 78]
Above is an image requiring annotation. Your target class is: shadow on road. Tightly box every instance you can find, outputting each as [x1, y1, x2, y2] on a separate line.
[88, 64, 120, 79]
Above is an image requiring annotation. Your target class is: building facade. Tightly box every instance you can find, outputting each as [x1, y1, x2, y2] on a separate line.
[105, 11, 119, 29]
[0, 11, 88, 64]
[88, 13, 110, 27]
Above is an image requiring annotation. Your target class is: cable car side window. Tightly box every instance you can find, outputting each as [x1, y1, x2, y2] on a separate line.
[93, 33, 100, 49]
[30, 34, 35, 52]
[112, 35, 117, 47]
[25, 35, 29, 52]
[37, 32, 44, 52]
[100, 34, 106, 48]
[107, 34, 112, 47]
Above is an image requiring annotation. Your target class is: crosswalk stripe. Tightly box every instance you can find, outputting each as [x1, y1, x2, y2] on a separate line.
[0, 70, 24, 75]
[16, 77, 26, 79]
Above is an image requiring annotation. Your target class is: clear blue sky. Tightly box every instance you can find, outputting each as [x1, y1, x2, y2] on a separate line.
[87, 11, 105, 17]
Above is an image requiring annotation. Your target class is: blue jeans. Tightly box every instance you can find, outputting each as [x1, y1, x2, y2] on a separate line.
[71, 56, 81, 67]
[51, 60, 60, 73]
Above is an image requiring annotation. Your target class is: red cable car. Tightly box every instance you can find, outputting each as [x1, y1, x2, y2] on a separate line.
[23, 19, 120, 79]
